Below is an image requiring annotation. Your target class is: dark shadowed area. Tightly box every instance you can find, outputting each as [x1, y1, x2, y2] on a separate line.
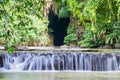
[48, 9, 70, 46]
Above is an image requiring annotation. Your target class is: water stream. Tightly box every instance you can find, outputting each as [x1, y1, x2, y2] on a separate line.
[0, 52, 120, 71]
[1, 51, 120, 80]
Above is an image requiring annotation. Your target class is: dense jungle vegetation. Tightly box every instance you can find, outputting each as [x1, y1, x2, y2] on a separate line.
[0, 0, 120, 52]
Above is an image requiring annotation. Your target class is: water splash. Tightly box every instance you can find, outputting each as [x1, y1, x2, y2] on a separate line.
[0, 52, 120, 71]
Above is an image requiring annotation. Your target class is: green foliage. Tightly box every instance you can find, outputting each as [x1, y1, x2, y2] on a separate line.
[59, 6, 69, 18]
[64, 33, 77, 45]
[79, 26, 97, 48]
[67, 25, 76, 34]
[0, 0, 49, 52]
[66, 0, 86, 25]
[64, 25, 78, 45]
[53, 0, 70, 18]
[53, 0, 66, 7]
[66, 0, 120, 47]
[7, 46, 14, 53]
[105, 22, 120, 45]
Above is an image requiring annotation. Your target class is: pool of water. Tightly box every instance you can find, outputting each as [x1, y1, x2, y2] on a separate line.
[0, 71, 120, 80]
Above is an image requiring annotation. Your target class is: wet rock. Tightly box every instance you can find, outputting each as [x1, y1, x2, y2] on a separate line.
[54, 54, 59, 70]
[0, 54, 3, 67]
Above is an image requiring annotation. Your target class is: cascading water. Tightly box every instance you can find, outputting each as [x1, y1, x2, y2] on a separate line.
[0, 52, 120, 71]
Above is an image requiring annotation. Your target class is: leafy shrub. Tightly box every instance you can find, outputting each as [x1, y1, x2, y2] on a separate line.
[64, 33, 77, 45]
[64, 25, 78, 45]
[59, 6, 69, 18]
[0, 0, 50, 51]
[79, 27, 97, 48]
[66, 0, 120, 48]
[105, 22, 120, 45]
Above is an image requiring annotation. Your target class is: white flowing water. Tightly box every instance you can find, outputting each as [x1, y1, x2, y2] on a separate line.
[0, 52, 120, 71]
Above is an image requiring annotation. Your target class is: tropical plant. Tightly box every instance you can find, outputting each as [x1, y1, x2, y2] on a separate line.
[0, 0, 50, 52]
[66, 0, 120, 47]
[105, 22, 120, 45]
[58, 6, 69, 18]
[79, 26, 97, 48]
[64, 25, 78, 45]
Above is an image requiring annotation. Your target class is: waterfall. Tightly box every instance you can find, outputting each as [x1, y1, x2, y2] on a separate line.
[0, 52, 120, 71]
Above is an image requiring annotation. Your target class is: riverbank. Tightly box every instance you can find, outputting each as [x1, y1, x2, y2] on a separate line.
[0, 46, 120, 53]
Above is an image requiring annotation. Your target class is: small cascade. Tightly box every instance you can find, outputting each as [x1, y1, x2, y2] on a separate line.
[0, 52, 120, 71]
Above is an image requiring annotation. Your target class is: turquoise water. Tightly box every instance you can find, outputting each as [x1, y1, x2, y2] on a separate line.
[0, 71, 120, 80]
